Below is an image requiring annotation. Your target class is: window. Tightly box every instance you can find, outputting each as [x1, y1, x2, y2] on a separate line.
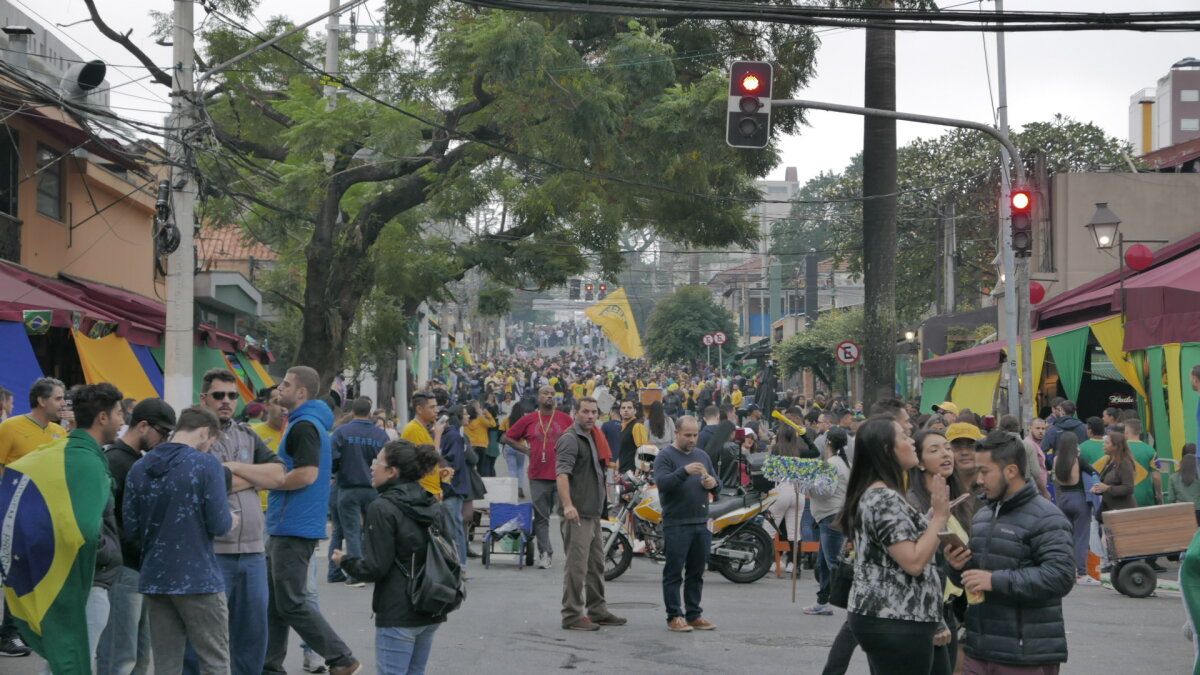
[0, 127, 18, 216]
[1182, 119, 1200, 132]
[36, 145, 63, 220]
[1182, 89, 1200, 102]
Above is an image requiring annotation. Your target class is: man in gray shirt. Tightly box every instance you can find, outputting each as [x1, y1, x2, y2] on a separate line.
[556, 396, 626, 632]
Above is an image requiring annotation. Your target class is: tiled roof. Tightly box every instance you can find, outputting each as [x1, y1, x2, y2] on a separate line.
[197, 225, 277, 265]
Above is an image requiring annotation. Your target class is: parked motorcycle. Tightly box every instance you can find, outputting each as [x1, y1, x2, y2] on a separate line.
[600, 470, 777, 583]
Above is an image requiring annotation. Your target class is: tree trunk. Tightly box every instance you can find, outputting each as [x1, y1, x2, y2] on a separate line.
[861, 14, 898, 408]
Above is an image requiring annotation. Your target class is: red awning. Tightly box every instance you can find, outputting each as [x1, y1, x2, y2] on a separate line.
[920, 318, 1100, 379]
[0, 262, 124, 330]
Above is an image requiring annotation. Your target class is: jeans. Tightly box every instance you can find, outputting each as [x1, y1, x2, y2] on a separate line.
[222, 553, 271, 675]
[801, 500, 817, 544]
[442, 495, 469, 567]
[328, 484, 346, 582]
[815, 515, 846, 605]
[529, 479, 557, 557]
[479, 450, 498, 478]
[662, 523, 711, 622]
[146, 593, 229, 675]
[339, 486, 378, 583]
[264, 536, 355, 673]
[376, 624, 440, 675]
[1057, 489, 1092, 575]
[97, 566, 152, 675]
[849, 612, 937, 675]
[503, 446, 528, 492]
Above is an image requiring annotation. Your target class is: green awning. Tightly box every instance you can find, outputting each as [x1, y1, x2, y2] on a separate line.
[920, 376, 956, 414]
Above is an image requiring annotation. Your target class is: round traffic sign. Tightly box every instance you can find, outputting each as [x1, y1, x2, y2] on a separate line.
[713, 331, 728, 345]
[702, 334, 715, 346]
[835, 340, 861, 365]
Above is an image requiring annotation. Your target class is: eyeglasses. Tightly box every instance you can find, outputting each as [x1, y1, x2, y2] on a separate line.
[208, 391, 240, 401]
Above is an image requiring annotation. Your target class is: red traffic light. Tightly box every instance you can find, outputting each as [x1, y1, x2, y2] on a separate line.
[1010, 190, 1032, 212]
[741, 74, 761, 93]
[729, 61, 773, 98]
[585, 283, 594, 291]
[599, 284, 607, 291]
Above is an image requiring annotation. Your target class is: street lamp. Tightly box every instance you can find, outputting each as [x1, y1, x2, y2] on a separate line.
[1082, 203, 1166, 326]
[904, 330, 916, 342]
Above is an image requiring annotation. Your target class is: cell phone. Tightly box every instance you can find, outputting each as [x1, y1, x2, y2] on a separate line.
[437, 415, 448, 425]
[938, 531, 967, 550]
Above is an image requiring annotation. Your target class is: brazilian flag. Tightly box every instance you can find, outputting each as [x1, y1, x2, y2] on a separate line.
[1, 431, 109, 674]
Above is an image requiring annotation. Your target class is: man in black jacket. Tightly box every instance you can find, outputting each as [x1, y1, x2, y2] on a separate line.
[947, 431, 1075, 674]
[1040, 400, 1088, 458]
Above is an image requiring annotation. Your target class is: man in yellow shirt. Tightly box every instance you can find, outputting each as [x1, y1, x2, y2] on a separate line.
[0, 377, 69, 469]
[730, 384, 744, 408]
[401, 392, 447, 496]
[250, 387, 288, 511]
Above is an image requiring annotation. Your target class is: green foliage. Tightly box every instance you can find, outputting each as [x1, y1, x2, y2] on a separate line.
[644, 286, 737, 364]
[768, 116, 1135, 323]
[773, 309, 865, 386]
[476, 283, 513, 318]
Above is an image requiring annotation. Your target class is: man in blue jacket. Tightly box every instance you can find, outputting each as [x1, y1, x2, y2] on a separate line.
[331, 397, 389, 586]
[653, 416, 720, 633]
[265, 366, 361, 675]
[123, 405, 232, 674]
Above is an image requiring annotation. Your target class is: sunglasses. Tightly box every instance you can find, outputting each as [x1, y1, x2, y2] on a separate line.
[207, 391, 240, 401]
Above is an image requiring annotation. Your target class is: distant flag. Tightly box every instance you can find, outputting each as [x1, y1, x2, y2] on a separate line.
[584, 287, 644, 359]
[1, 436, 109, 673]
[22, 310, 51, 335]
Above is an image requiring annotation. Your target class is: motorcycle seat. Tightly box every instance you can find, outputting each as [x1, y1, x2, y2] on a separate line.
[708, 494, 750, 520]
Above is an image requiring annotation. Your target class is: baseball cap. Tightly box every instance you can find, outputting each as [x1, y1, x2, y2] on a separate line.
[933, 401, 960, 416]
[245, 402, 266, 418]
[130, 398, 176, 431]
[945, 422, 984, 443]
[746, 403, 761, 412]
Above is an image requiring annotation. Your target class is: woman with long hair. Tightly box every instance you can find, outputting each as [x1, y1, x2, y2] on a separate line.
[1051, 433, 1097, 582]
[804, 426, 852, 617]
[837, 416, 948, 675]
[332, 441, 453, 675]
[765, 424, 806, 572]
[646, 400, 675, 448]
[1170, 443, 1200, 525]
[1092, 431, 1137, 516]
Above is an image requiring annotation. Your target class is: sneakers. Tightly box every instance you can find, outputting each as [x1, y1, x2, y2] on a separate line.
[563, 618, 601, 631]
[329, 660, 362, 675]
[1076, 575, 1100, 586]
[785, 562, 794, 575]
[0, 634, 32, 657]
[302, 650, 327, 673]
[589, 613, 628, 626]
[687, 617, 716, 631]
[803, 603, 834, 616]
[536, 552, 553, 569]
[667, 617, 693, 632]
[344, 579, 366, 588]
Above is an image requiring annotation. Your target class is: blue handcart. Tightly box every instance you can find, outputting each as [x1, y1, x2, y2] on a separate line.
[482, 502, 536, 569]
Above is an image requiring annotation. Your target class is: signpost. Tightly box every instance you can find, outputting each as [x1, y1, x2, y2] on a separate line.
[713, 331, 727, 370]
[836, 340, 861, 402]
[703, 333, 715, 368]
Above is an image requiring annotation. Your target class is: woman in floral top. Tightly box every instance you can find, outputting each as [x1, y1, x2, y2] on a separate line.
[836, 415, 950, 674]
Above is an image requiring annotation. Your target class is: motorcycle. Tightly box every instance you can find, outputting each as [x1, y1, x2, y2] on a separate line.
[600, 471, 778, 583]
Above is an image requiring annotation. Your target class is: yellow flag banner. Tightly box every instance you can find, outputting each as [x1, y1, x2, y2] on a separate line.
[584, 287, 644, 358]
[1089, 316, 1147, 399]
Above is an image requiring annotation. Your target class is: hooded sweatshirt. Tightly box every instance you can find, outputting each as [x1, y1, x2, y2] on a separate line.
[123, 441, 232, 594]
[267, 399, 334, 539]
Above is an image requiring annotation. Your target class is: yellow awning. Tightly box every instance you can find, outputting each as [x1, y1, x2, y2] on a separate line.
[1165, 343, 1187, 461]
[950, 371, 1001, 416]
[72, 330, 159, 401]
[1089, 316, 1147, 398]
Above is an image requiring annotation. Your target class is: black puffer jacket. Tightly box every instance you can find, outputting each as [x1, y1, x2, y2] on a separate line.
[340, 480, 451, 627]
[956, 482, 1075, 666]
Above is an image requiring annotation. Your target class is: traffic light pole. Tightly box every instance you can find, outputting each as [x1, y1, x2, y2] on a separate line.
[772, 98, 1028, 420]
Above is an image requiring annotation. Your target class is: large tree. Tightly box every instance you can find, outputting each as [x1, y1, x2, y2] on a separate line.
[644, 286, 737, 365]
[86, 1, 819, 384]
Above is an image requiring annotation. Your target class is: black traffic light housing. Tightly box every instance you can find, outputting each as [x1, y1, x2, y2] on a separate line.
[1010, 188, 1033, 257]
[585, 283, 594, 301]
[569, 278, 581, 300]
[727, 61, 773, 149]
[598, 283, 608, 300]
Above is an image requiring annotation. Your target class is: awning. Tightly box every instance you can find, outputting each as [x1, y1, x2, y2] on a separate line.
[235, 352, 276, 391]
[920, 317, 1100, 379]
[72, 330, 159, 401]
[919, 377, 955, 414]
[951, 371, 1001, 416]
[0, 321, 45, 416]
[0, 262, 123, 332]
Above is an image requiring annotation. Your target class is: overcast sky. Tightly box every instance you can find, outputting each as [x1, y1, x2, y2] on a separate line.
[49, 0, 1200, 187]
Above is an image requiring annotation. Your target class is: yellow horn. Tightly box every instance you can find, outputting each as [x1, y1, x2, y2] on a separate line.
[772, 409, 805, 435]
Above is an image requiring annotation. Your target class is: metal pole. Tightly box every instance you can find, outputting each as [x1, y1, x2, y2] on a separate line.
[396, 356, 408, 426]
[994, 0, 1023, 422]
[164, 0, 195, 412]
[943, 203, 956, 313]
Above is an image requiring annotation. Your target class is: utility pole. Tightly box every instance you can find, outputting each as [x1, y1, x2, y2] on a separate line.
[164, 0, 196, 412]
[943, 203, 956, 314]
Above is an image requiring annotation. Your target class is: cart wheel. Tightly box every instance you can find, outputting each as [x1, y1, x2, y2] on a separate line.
[1108, 563, 1127, 595]
[1116, 561, 1157, 598]
[523, 534, 536, 568]
[482, 537, 492, 569]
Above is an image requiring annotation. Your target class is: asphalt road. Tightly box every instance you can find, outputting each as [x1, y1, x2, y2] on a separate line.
[10, 526, 1194, 674]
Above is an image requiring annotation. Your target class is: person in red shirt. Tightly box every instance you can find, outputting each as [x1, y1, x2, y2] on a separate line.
[505, 385, 574, 569]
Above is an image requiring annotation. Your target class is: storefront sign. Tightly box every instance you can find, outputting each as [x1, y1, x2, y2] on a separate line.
[1108, 393, 1135, 406]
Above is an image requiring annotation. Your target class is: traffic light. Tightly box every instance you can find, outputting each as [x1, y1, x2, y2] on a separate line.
[569, 278, 581, 300]
[585, 283, 594, 301]
[598, 283, 608, 300]
[1010, 188, 1033, 257]
[726, 61, 773, 149]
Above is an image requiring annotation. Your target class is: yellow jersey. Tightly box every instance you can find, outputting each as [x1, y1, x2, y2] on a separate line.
[0, 415, 68, 468]
[250, 422, 286, 511]
[402, 420, 443, 497]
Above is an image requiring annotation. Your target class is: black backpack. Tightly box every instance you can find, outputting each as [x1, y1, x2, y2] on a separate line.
[400, 521, 467, 617]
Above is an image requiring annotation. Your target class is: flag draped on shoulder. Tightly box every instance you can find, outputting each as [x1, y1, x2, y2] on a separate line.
[1, 432, 109, 674]
[584, 287, 644, 359]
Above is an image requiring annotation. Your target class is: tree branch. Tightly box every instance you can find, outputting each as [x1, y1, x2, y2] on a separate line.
[269, 289, 305, 311]
[83, 0, 173, 87]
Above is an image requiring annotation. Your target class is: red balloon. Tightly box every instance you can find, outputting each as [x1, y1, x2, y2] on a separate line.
[1029, 281, 1046, 305]
[1125, 244, 1154, 271]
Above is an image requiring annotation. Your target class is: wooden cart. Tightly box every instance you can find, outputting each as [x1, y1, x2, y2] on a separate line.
[1103, 502, 1198, 598]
